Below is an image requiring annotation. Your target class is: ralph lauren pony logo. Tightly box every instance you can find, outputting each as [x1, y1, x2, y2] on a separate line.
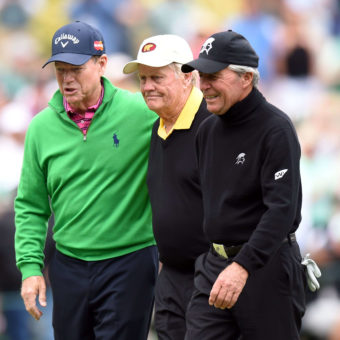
[112, 133, 120, 147]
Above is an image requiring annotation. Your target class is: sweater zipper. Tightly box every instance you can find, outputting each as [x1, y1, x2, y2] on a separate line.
[83, 113, 99, 142]
[53, 103, 102, 143]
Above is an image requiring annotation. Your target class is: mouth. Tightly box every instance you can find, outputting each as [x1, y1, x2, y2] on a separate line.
[145, 95, 162, 103]
[204, 94, 218, 102]
[204, 95, 218, 104]
[145, 92, 161, 98]
[63, 87, 77, 96]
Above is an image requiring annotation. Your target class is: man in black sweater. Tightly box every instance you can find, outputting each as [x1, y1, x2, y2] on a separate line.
[123, 35, 210, 339]
[181, 30, 306, 339]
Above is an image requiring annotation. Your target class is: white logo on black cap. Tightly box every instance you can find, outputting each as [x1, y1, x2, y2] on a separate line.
[200, 37, 215, 55]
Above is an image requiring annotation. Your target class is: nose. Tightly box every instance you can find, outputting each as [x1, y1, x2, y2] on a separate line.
[141, 78, 155, 92]
[199, 77, 210, 92]
[63, 70, 74, 82]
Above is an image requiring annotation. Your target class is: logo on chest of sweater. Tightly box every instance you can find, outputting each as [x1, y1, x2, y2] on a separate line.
[235, 153, 246, 165]
[112, 133, 120, 147]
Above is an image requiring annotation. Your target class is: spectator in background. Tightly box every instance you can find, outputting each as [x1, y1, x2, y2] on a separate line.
[296, 93, 340, 340]
[0, 28, 40, 102]
[146, 0, 208, 45]
[330, 0, 340, 36]
[0, 101, 31, 199]
[0, 102, 54, 340]
[14, 21, 158, 340]
[315, 34, 340, 91]
[0, 0, 28, 29]
[123, 34, 210, 339]
[14, 74, 55, 119]
[0, 206, 55, 340]
[105, 53, 139, 92]
[0, 206, 32, 340]
[70, 0, 132, 54]
[265, 3, 323, 122]
[0, 99, 32, 340]
[224, 0, 280, 85]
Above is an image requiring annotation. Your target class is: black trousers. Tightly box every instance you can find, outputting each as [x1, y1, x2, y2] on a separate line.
[154, 264, 195, 340]
[185, 241, 306, 340]
[49, 246, 158, 340]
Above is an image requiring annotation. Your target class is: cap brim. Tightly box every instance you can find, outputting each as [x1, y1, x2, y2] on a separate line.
[123, 56, 179, 74]
[123, 61, 139, 74]
[182, 58, 229, 74]
[42, 53, 92, 68]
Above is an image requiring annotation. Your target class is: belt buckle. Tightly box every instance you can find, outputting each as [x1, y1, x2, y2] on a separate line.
[213, 243, 228, 259]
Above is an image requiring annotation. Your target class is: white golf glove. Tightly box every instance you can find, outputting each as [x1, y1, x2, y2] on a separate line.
[301, 253, 322, 292]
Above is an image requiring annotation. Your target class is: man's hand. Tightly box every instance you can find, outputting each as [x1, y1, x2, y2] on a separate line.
[21, 276, 47, 320]
[209, 262, 248, 309]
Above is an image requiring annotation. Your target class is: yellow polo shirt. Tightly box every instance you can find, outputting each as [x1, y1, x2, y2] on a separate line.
[157, 87, 203, 140]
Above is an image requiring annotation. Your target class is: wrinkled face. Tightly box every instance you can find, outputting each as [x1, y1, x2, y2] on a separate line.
[199, 68, 252, 115]
[138, 64, 190, 117]
[55, 56, 107, 111]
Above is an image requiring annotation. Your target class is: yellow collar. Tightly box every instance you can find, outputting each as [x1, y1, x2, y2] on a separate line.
[158, 87, 203, 140]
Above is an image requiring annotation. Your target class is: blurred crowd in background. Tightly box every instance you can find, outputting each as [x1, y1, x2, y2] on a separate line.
[0, 0, 340, 339]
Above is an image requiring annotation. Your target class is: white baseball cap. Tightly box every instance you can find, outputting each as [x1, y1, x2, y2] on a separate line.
[123, 34, 194, 74]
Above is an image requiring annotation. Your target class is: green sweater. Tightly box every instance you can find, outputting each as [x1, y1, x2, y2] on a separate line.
[15, 77, 157, 280]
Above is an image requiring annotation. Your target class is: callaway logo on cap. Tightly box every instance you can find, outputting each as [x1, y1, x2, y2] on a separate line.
[42, 21, 105, 68]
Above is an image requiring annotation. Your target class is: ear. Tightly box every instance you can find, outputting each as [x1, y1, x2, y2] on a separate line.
[183, 72, 192, 88]
[99, 55, 108, 75]
[242, 72, 253, 88]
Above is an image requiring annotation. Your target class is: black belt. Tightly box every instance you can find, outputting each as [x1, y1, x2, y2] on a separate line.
[212, 233, 296, 259]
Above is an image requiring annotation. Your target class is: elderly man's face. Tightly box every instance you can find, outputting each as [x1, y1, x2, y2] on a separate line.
[55, 56, 107, 111]
[138, 64, 190, 117]
[199, 68, 252, 115]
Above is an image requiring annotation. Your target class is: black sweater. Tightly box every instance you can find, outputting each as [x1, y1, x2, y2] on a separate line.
[147, 100, 210, 270]
[196, 88, 302, 274]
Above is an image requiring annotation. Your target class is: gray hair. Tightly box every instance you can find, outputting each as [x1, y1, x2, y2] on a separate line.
[168, 62, 199, 87]
[228, 64, 260, 88]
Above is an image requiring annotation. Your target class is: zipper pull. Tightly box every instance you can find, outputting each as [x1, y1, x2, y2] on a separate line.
[83, 134, 87, 141]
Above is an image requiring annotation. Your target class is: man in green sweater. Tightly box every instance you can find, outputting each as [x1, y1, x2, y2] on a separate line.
[14, 21, 158, 340]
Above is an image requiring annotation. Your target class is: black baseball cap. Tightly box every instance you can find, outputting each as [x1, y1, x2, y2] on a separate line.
[181, 30, 259, 74]
[42, 21, 105, 68]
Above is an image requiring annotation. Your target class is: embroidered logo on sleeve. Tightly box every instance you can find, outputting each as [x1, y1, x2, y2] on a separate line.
[235, 153, 246, 165]
[275, 169, 288, 180]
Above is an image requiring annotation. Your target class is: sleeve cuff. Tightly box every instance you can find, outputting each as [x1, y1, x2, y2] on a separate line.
[20, 263, 43, 280]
